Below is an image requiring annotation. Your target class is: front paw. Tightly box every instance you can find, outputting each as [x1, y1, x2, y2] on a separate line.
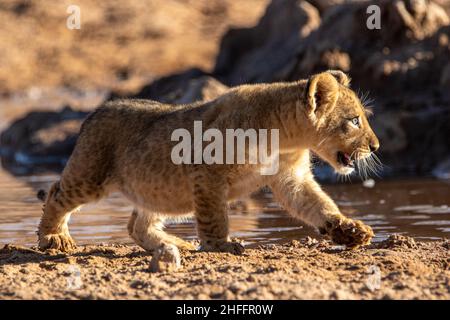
[200, 240, 245, 255]
[322, 217, 374, 249]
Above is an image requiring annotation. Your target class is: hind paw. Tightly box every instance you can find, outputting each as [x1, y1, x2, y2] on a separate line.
[38, 233, 76, 252]
[150, 244, 181, 272]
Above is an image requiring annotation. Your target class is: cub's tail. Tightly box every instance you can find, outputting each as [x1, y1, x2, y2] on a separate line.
[37, 189, 47, 202]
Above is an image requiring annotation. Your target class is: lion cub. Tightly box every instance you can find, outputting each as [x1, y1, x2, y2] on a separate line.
[37, 70, 379, 268]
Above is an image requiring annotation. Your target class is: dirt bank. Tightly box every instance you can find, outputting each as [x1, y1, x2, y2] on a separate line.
[0, 235, 448, 299]
[0, 0, 268, 95]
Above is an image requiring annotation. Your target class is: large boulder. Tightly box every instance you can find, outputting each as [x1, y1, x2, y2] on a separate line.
[125, 68, 229, 104]
[217, 0, 449, 90]
[215, 0, 450, 92]
[292, 0, 449, 92]
[214, 0, 320, 85]
[0, 107, 88, 174]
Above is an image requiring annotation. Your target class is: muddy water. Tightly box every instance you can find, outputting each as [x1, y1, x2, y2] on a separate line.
[0, 168, 449, 248]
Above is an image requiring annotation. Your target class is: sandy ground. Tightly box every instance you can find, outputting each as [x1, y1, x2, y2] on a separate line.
[0, 235, 448, 300]
[0, 0, 268, 95]
[0, 0, 268, 129]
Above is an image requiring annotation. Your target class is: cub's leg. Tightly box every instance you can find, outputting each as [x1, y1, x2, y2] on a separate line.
[270, 171, 373, 248]
[127, 209, 195, 251]
[192, 173, 244, 255]
[127, 209, 194, 271]
[37, 177, 104, 252]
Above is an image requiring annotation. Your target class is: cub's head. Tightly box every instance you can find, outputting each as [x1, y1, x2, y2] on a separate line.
[304, 70, 380, 177]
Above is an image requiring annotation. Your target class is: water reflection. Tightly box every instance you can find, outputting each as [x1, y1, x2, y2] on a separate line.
[0, 169, 448, 247]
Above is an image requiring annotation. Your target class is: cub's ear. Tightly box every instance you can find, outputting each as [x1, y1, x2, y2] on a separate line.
[326, 70, 351, 87]
[306, 72, 339, 119]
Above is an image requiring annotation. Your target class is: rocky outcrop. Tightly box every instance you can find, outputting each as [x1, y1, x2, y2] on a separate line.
[215, 0, 449, 90]
[291, 0, 449, 93]
[122, 68, 229, 104]
[214, 0, 321, 85]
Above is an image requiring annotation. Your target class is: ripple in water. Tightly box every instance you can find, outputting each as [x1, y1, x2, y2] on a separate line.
[0, 169, 448, 247]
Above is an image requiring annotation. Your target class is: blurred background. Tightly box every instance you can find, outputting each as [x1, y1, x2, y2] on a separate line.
[0, 0, 449, 246]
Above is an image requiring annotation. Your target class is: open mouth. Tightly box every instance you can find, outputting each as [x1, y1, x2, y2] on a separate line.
[337, 151, 355, 168]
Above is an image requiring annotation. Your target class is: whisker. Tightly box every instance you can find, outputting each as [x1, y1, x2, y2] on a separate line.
[351, 146, 384, 180]
[360, 155, 370, 180]
[369, 153, 384, 172]
[317, 137, 328, 147]
[363, 157, 369, 180]
[367, 156, 380, 177]
[371, 153, 384, 168]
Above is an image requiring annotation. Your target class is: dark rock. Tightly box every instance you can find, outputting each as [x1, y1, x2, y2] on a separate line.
[110, 67, 229, 104]
[117, 68, 206, 101]
[146, 75, 228, 104]
[306, 0, 365, 14]
[214, 0, 320, 85]
[282, 0, 449, 93]
[0, 106, 88, 174]
[432, 157, 450, 180]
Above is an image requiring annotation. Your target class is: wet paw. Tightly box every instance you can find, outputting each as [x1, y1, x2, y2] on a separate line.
[150, 244, 181, 272]
[200, 240, 245, 255]
[324, 217, 374, 249]
[38, 233, 76, 252]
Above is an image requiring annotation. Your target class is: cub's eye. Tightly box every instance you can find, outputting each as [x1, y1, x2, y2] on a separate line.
[350, 117, 360, 127]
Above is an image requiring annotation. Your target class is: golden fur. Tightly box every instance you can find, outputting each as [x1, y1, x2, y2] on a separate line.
[37, 70, 379, 268]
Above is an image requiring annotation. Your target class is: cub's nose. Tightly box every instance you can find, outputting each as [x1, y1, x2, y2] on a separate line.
[369, 141, 379, 152]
